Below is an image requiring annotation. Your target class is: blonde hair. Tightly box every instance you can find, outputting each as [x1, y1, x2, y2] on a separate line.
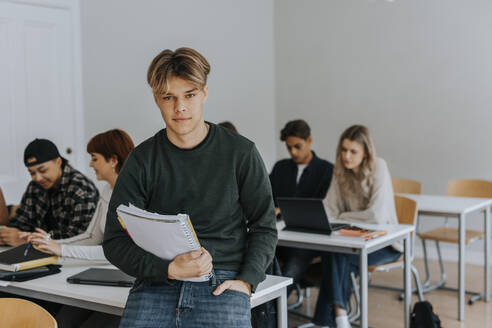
[334, 125, 377, 203]
[147, 47, 210, 95]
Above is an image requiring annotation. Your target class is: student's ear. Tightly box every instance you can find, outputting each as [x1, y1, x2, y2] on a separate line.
[109, 156, 118, 169]
[306, 136, 313, 146]
[202, 85, 208, 103]
[54, 157, 62, 166]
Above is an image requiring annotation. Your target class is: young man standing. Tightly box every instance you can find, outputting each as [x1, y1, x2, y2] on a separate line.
[270, 119, 334, 295]
[103, 48, 277, 327]
[0, 139, 99, 246]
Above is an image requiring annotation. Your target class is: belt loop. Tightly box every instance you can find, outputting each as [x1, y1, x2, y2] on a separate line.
[209, 269, 217, 287]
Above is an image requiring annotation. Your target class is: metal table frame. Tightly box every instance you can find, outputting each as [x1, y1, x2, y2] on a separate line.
[401, 194, 492, 321]
[278, 224, 414, 328]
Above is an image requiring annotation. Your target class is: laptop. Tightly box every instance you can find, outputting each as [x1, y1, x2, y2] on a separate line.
[67, 268, 135, 287]
[277, 197, 350, 235]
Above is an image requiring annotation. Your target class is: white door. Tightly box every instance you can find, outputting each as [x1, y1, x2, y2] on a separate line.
[0, 0, 84, 204]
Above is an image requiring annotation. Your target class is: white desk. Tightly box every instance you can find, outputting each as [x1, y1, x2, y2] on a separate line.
[277, 222, 414, 328]
[400, 194, 492, 322]
[0, 259, 292, 328]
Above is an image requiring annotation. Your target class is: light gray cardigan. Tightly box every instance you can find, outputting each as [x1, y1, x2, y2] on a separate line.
[324, 157, 402, 252]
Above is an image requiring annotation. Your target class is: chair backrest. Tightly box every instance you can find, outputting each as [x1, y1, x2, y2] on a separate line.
[394, 195, 418, 226]
[0, 298, 57, 328]
[447, 179, 492, 198]
[394, 195, 418, 259]
[392, 178, 422, 195]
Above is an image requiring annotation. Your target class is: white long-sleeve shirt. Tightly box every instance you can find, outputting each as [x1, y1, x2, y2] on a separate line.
[58, 184, 112, 260]
[324, 157, 402, 252]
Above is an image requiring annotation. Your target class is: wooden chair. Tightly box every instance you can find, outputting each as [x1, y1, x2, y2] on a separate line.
[0, 298, 57, 328]
[392, 178, 422, 195]
[349, 196, 424, 323]
[418, 179, 492, 301]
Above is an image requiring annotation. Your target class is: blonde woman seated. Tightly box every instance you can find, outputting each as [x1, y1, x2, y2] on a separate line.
[312, 125, 401, 328]
[24, 129, 134, 259]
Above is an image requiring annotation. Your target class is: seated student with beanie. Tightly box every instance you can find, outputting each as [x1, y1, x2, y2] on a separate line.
[24, 129, 134, 261]
[312, 125, 401, 328]
[270, 119, 334, 295]
[0, 139, 99, 246]
[22, 130, 134, 328]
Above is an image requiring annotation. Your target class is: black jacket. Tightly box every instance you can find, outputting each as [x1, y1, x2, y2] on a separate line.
[269, 151, 334, 205]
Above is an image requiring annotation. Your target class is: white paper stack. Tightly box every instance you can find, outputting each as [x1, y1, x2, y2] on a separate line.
[116, 204, 211, 282]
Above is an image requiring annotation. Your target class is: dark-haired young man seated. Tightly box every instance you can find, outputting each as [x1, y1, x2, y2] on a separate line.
[270, 119, 334, 295]
[0, 139, 99, 246]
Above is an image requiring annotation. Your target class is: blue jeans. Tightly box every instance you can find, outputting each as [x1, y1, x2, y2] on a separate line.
[277, 246, 320, 296]
[313, 246, 401, 327]
[119, 270, 251, 328]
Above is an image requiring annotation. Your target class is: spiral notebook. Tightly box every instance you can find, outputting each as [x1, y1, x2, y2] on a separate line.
[116, 204, 211, 282]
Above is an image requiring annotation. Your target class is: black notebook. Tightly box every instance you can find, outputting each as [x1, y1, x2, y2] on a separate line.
[67, 268, 135, 287]
[0, 264, 61, 281]
[0, 243, 58, 271]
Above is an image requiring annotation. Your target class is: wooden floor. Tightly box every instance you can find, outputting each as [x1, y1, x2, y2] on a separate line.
[288, 258, 492, 327]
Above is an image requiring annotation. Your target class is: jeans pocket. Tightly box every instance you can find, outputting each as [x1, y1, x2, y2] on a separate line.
[223, 288, 251, 300]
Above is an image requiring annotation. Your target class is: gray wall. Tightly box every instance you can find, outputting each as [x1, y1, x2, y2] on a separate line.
[79, 0, 492, 263]
[81, 0, 276, 172]
[275, 0, 492, 191]
[275, 0, 492, 263]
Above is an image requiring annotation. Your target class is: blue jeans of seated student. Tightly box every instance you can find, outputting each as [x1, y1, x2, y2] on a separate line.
[313, 246, 401, 327]
[277, 246, 320, 296]
[119, 270, 251, 328]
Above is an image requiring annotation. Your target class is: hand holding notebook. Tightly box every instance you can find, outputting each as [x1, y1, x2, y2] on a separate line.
[116, 204, 212, 282]
[168, 247, 213, 280]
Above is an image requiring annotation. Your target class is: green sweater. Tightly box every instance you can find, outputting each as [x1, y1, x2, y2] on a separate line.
[103, 123, 277, 290]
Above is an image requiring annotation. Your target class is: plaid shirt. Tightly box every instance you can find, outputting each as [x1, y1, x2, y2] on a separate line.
[8, 164, 99, 239]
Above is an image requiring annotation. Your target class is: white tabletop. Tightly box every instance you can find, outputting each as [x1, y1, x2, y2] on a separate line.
[277, 221, 413, 250]
[7, 261, 129, 308]
[1, 258, 291, 310]
[400, 194, 492, 215]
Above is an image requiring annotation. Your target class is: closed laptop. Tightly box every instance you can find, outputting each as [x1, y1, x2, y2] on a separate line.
[67, 268, 135, 287]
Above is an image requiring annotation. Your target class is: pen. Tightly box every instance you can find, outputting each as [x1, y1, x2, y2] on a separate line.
[365, 231, 387, 241]
[24, 242, 32, 257]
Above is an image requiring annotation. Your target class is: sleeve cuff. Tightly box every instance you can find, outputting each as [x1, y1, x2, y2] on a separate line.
[236, 268, 266, 292]
[60, 244, 67, 257]
[150, 255, 172, 282]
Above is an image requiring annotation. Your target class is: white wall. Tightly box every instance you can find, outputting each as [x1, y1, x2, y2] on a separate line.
[80, 0, 276, 175]
[275, 0, 492, 263]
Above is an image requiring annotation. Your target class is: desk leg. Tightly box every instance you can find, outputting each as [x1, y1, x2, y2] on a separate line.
[360, 248, 368, 328]
[404, 233, 411, 328]
[485, 208, 491, 302]
[277, 287, 288, 328]
[459, 213, 465, 321]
